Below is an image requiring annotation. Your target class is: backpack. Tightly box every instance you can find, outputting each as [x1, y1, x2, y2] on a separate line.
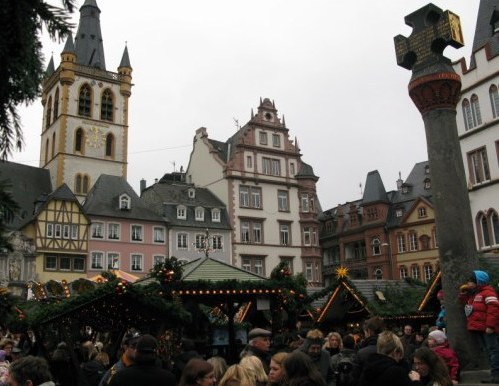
[335, 353, 356, 386]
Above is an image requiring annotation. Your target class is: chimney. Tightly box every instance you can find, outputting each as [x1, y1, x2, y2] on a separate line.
[396, 171, 403, 191]
[140, 179, 146, 194]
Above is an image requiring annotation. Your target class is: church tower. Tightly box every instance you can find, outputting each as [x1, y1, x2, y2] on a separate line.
[40, 0, 132, 201]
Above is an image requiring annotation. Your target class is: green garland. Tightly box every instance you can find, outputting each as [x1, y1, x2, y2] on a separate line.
[24, 278, 190, 330]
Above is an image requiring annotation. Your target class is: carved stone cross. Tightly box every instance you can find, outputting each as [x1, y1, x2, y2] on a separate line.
[394, 3, 464, 73]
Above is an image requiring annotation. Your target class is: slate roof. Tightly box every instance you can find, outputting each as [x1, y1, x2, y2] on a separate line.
[207, 138, 230, 163]
[296, 161, 318, 180]
[45, 55, 55, 77]
[362, 170, 388, 204]
[386, 161, 432, 228]
[74, 0, 106, 69]
[181, 257, 265, 282]
[119, 45, 131, 69]
[141, 179, 231, 230]
[62, 32, 75, 54]
[470, 0, 499, 68]
[0, 161, 52, 230]
[83, 174, 163, 222]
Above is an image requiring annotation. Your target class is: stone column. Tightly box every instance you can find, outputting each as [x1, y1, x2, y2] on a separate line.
[395, 4, 482, 368]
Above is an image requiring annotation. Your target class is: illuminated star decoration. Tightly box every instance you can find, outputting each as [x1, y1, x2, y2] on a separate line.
[335, 266, 349, 279]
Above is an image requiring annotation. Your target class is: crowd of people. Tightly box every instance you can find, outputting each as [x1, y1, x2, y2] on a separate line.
[0, 269, 496, 386]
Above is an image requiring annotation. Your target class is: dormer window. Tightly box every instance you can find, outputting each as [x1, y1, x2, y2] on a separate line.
[396, 208, 403, 218]
[212, 208, 221, 222]
[402, 185, 409, 194]
[195, 207, 205, 221]
[424, 178, 431, 190]
[424, 165, 430, 174]
[188, 188, 195, 198]
[120, 194, 131, 210]
[177, 205, 187, 220]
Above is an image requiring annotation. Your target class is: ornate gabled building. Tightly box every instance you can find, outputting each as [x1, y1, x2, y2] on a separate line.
[23, 183, 90, 283]
[320, 162, 438, 283]
[40, 0, 132, 201]
[386, 162, 438, 282]
[453, 0, 499, 252]
[140, 172, 232, 264]
[185, 98, 321, 284]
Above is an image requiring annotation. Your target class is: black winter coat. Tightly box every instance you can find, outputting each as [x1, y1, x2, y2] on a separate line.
[108, 363, 176, 386]
[358, 353, 422, 386]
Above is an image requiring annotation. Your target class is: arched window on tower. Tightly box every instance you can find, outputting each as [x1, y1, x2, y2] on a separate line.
[490, 85, 499, 118]
[53, 88, 59, 119]
[75, 128, 84, 153]
[462, 99, 472, 130]
[78, 84, 92, 117]
[46, 96, 52, 129]
[82, 175, 89, 193]
[471, 94, 482, 127]
[75, 174, 82, 194]
[105, 133, 114, 157]
[477, 212, 491, 248]
[51, 132, 56, 158]
[492, 211, 499, 246]
[101, 89, 114, 121]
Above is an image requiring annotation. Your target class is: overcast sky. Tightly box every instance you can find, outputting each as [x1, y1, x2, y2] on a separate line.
[13, 0, 480, 210]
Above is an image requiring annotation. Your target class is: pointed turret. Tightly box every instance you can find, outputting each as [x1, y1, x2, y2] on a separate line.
[45, 55, 55, 77]
[119, 45, 131, 69]
[470, 0, 499, 67]
[74, 0, 106, 69]
[62, 31, 75, 54]
[118, 44, 133, 97]
[60, 32, 76, 85]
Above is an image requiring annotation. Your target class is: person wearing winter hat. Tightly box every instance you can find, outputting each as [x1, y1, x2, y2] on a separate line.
[427, 330, 459, 385]
[459, 270, 499, 384]
[297, 329, 334, 385]
[98, 330, 141, 386]
[240, 328, 272, 373]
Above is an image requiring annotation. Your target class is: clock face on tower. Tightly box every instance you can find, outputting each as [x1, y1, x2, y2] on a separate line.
[86, 127, 105, 148]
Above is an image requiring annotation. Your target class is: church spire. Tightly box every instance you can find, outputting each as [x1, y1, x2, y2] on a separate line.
[45, 55, 55, 77]
[62, 31, 75, 54]
[74, 0, 106, 69]
[119, 44, 131, 69]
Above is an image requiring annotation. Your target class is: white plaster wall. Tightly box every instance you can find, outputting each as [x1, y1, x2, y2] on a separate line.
[168, 228, 231, 263]
[454, 46, 499, 249]
[186, 134, 228, 203]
